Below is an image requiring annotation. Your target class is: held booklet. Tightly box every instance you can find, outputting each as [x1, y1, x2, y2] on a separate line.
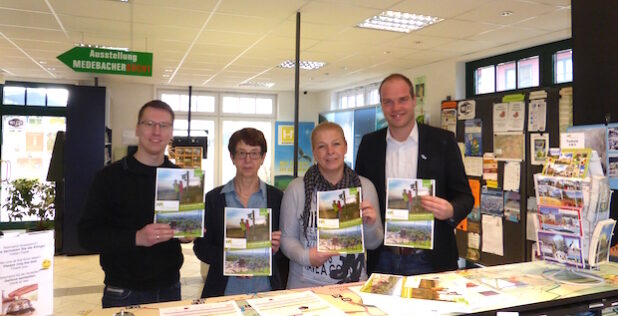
[384, 178, 435, 249]
[154, 168, 205, 238]
[224, 207, 272, 276]
[316, 187, 365, 254]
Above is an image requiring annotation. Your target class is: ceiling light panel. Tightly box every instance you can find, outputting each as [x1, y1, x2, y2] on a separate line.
[278, 60, 326, 70]
[357, 10, 444, 33]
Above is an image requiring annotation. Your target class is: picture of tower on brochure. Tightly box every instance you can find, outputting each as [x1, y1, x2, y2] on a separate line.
[154, 168, 205, 238]
[537, 231, 584, 268]
[316, 187, 365, 254]
[384, 178, 435, 249]
[224, 207, 272, 276]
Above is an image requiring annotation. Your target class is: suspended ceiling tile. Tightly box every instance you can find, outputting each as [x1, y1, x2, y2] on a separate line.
[470, 26, 548, 46]
[456, 0, 557, 26]
[0, 8, 59, 29]
[431, 39, 497, 54]
[416, 19, 501, 40]
[512, 7, 571, 31]
[388, 34, 454, 50]
[216, 0, 305, 20]
[329, 27, 407, 45]
[298, 1, 382, 27]
[390, 0, 492, 19]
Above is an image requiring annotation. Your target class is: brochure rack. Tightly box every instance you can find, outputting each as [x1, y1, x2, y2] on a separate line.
[534, 148, 614, 284]
[170, 146, 202, 169]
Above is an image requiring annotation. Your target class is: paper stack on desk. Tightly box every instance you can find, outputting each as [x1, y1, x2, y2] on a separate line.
[355, 273, 516, 315]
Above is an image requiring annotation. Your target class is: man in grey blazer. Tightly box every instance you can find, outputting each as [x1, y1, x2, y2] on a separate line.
[355, 73, 473, 275]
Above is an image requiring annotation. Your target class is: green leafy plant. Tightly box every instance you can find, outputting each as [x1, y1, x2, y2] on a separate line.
[3, 178, 55, 229]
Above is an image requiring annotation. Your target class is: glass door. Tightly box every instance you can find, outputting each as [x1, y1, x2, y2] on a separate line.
[1, 115, 66, 221]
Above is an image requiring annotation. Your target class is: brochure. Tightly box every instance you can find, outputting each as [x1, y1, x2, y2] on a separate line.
[154, 167, 205, 238]
[537, 231, 584, 268]
[247, 291, 345, 316]
[537, 205, 583, 236]
[358, 273, 514, 314]
[504, 191, 521, 222]
[316, 187, 364, 254]
[0, 231, 54, 316]
[159, 300, 242, 316]
[480, 186, 503, 216]
[224, 207, 272, 276]
[542, 148, 591, 178]
[464, 119, 483, 156]
[384, 178, 435, 249]
[588, 219, 617, 267]
[534, 174, 588, 209]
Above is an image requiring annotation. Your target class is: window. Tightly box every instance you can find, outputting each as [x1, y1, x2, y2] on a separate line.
[475, 65, 495, 94]
[161, 91, 215, 113]
[221, 94, 275, 116]
[2, 86, 69, 107]
[555, 49, 573, 83]
[518, 56, 539, 88]
[466, 39, 571, 97]
[496, 62, 516, 92]
[336, 83, 379, 109]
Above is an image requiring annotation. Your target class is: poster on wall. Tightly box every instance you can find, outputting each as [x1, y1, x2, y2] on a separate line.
[530, 133, 549, 166]
[414, 75, 426, 107]
[274, 121, 314, 190]
[457, 100, 475, 120]
[0, 231, 54, 316]
[440, 101, 457, 134]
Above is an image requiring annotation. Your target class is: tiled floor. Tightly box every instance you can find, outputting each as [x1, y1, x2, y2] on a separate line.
[53, 243, 206, 315]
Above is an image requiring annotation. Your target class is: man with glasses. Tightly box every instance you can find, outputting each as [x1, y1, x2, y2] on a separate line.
[79, 100, 185, 307]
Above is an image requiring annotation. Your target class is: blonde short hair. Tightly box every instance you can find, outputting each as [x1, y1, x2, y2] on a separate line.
[311, 121, 347, 149]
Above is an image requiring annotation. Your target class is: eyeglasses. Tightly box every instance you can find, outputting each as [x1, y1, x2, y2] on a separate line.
[139, 120, 173, 130]
[235, 151, 263, 160]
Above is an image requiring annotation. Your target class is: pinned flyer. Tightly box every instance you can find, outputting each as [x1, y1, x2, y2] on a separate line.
[0, 231, 54, 316]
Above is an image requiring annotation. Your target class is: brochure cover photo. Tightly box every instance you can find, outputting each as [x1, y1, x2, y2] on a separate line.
[384, 178, 435, 249]
[224, 207, 272, 276]
[316, 187, 365, 254]
[537, 231, 584, 268]
[154, 168, 205, 237]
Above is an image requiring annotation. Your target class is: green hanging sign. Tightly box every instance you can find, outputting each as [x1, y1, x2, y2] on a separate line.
[57, 47, 153, 77]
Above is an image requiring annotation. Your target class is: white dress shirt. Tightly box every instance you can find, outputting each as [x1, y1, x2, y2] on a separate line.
[385, 124, 419, 185]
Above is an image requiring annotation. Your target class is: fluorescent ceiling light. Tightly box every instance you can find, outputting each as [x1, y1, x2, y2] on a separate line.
[278, 60, 326, 70]
[74, 43, 129, 51]
[239, 81, 275, 88]
[357, 10, 443, 33]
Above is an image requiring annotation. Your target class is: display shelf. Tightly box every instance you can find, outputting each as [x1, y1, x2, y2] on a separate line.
[171, 146, 202, 169]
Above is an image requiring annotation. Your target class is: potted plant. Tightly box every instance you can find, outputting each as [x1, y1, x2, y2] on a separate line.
[3, 178, 55, 230]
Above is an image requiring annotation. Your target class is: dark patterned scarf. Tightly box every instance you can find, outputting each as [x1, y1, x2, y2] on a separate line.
[302, 163, 362, 238]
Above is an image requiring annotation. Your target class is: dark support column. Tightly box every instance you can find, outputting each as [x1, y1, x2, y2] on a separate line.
[293, 11, 301, 178]
[572, 1, 618, 243]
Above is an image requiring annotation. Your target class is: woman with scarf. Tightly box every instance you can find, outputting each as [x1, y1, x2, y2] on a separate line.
[280, 122, 383, 289]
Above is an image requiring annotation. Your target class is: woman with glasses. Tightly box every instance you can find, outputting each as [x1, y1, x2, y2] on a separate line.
[193, 128, 287, 297]
[280, 122, 383, 289]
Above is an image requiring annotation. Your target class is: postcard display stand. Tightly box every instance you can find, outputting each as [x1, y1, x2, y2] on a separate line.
[534, 148, 615, 284]
[451, 87, 566, 266]
[171, 146, 203, 169]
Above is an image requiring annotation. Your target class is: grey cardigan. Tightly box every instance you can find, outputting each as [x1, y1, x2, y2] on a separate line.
[280, 176, 383, 289]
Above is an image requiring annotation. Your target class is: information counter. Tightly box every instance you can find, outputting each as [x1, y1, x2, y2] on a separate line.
[87, 261, 618, 316]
